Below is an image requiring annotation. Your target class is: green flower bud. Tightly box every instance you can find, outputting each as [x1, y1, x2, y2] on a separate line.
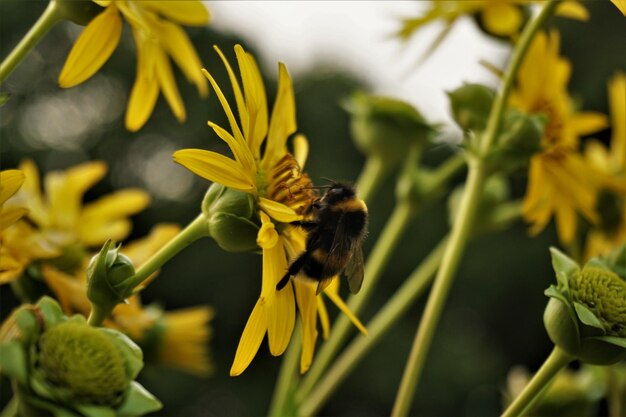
[0, 297, 161, 416]
[87, 241, 136, 319]
[343, 91, 436, 168]
[202, 183, 260, 252]
[39, 322, 128, 404]
[54, 0, 105, 26]
[543, 249, 626, 365]
[492, 111, 544, 171]
[447, 83, 495, 133]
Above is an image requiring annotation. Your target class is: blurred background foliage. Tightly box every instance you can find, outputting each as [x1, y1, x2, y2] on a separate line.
[1, 1, 624, 416]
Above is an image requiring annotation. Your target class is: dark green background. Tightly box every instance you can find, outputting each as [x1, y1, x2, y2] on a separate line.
[1, 1, 624, 415]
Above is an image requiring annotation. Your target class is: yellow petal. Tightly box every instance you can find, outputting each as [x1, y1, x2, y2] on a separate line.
[611, 0, 626, 16]
[568, 111, 609, 137]
[41, 265, 90, 315]
[230, 300, 268, 376]
[265, 238, 295, 355]
[126, 31, 160, 132]
[158, 21, 208, 97]
[292, 134, 309, 169]
[208, 121, 256, 178]
[173, 149, 256, 192]
[257, 212, 279, 250]
[294, 279, 318, 374]
[259, 198, 301, 223]
[154, 45, 186, 123]
[140, 1, 210, 26]
[265, 63, 296, 165]
[324, 287, 368, 336]
[608, 72, 625, 167]
[0, 207, 28, 231]
[481, 3, 523, 37]
[80, 189, 150, 222]
[17, 160, 47, 227]
[0, 170, 25, 206]
[123, 224, 181, 267]
[59, 5, 122, 88]
[317, 297, 330, 340]
[555, 198, 577, 244]
[201, 68, 247, 146]
[214, 46, 249, 141]
[556, 2, 589, 21]
[80, 219, 132, 246]
[0, 255, 23, 284]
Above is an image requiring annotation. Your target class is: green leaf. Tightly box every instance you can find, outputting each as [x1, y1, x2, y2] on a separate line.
[0, 342, 27, 383]
[544, 285, 569, 304]
[550, 247, 579, 288]
[15, 308, 39, 345]
[573, 302, 605, 331]
[75, 404, 117, 417]
[116, 382, 162, 417]
[37, 296, 66, 328]
[101, 329, 143, 380]
[590, 335, 626, 348]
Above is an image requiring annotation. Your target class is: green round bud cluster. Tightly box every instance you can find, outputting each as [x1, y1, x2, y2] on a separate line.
[570, 266, 626, 337]
[447, 84, 494, 133]
[543, 249, 626, 365]
[202, 183, 260, 252]
[39, 322, 128, 404]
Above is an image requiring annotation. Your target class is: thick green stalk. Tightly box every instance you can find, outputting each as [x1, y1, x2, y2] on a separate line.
[501, 347, 572, 417]
[355, 157, 386, 203]
[124, 214, 210, 290]
[87, 306, 107, 327]
[0, 1, 61, 83]
[0, 396, 17, 417]
[299, 237, 448, 417]
[390, 3, 560, 415]
[268, 326, 302, 417]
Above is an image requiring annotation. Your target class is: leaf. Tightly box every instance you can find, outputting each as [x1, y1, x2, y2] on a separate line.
[100, 329, 143, 380]
[117, 382, 162, 417]
[573, 302, 605, 331]
[591, 335, 626, 348]
[0, 342, 27, 383]
[36, 297, 65, 329]
[549, 247, 579, 288]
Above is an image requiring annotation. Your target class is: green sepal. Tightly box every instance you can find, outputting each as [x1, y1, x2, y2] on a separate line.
[590, 336, 626, 349]
[37, 296, 66, 329]
[100, 328, 144, 380]
[447, 83, 495, 133]
[15, 308, 39, 345]
[544, 297, 581, 355]
[208, 212, 260, 253]
[75, 404, 117, 417]
[573, 302, 605, 332]
[0, 342, 28, 384]
[116, 382, 163, 417]
[549, 247, 579, 290]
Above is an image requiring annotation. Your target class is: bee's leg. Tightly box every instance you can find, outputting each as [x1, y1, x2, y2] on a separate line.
[276, 252, 309, 290]
[290, 221, 317, 231]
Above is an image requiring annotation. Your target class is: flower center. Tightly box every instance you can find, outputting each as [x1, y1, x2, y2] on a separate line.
[266, 154, 317, 215]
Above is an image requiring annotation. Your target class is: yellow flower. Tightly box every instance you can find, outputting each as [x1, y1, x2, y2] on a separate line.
[0, 169, 59, 283]
[611, 0, 626, 16]
[174, 45, 366, 376]
[510, 31, 608, 244]
[397, 1, 588, 59]
[58, 0, 210, 131]
[7, 159, 150, 251]
[584, 72, 626, 257]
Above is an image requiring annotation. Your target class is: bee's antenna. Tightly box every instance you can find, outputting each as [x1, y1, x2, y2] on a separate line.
[320, 176, 336, 184]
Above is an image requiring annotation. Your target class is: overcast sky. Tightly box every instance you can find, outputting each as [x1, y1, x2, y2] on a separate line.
[207, 1, 511, 126]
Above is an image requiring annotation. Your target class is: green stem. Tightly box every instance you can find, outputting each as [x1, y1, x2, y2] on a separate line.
[0, 396, 17, 417]
[391, 163, 487, 417]
[87, 305, 107, 327]
[296, 152, 466, 403]
[268, 325, 302, 417]
[0, 1, 62, 84]
[608, 365, 625, 417]
[125, 213, 210, 290]
[390, 3, 559, 415]
[501, 347, 572, 417]
[355, 157, 386, 203]
[299, 237, 448, 417]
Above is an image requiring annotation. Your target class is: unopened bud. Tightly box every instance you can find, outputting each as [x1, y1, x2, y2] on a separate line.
[447, 83, 495, 133]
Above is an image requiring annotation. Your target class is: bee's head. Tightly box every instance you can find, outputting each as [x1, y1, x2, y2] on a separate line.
[323, 182, 356, 204]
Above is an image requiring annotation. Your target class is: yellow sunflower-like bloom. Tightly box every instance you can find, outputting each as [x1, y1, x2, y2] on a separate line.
[58, 0, 210, 131]
[584, 72, 626, 257]
[510, 30, 608, 245]
[0, 170, 59, 283]
[7, 159, 150, 250]
[397, 1, 588, 58]
[174, 45, 366, 376]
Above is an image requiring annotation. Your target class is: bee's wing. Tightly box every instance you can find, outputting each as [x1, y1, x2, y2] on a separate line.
[345, 242, 364, 294]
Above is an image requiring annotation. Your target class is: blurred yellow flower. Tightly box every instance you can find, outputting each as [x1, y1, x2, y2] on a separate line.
[397, 1, 587, 60]
[7, 159, 150, 251]
[510, 31, 608, 244]
[584, 72, 626, 257]
[0, 170, 59, 283]
[174, 45, 366, 376]
[58, 0, 210, 131]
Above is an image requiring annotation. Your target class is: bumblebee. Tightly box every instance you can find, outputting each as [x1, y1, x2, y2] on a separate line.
[276, 181, 368, 294]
